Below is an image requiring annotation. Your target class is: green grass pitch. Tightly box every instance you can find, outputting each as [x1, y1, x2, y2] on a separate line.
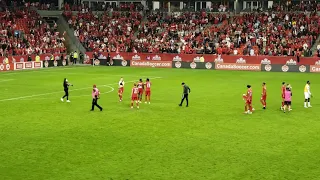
[1, 66, 320, 180]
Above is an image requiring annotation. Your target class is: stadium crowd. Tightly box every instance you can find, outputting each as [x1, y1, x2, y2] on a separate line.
[0, 6, 66, 56]
[64, 6, 319, 57]
[0, 0, 319, 57]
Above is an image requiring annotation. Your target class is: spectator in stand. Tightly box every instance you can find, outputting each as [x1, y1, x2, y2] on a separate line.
[0, 7, 66, 56]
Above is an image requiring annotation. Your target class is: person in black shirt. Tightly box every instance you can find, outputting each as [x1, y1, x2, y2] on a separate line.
[61, 78, 72, 102]
[179, 82, 191, 107]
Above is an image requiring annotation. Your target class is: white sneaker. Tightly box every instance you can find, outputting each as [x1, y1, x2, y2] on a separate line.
[304, 106, 308, 108]
[61, 98, 63, 102]
[131, 106, 133, 109]
[149, 102, 150, 104]
[145, 102, 147, 104]
[66, 100, 70, 103]
[137, 106, 139, 109]
[308, 105, 312, 108]
[247, 111, 252, 114]
[289, 109, 292, 111]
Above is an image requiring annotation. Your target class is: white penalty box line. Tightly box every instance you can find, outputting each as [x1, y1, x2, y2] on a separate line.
[0, 77, 163, 102]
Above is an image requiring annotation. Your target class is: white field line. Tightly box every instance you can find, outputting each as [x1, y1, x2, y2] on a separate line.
[0, 79, 14, 82]
[23, 85, 115, 101]
[0, 66, 84, 76]
[0, 77, 163, 102]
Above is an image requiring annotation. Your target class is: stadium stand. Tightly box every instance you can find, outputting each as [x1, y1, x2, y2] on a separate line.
[64, 8, 319, 57]
[0, 6, 66, 56]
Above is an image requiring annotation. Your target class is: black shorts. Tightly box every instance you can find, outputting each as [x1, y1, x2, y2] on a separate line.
[284, 101, 291, 105]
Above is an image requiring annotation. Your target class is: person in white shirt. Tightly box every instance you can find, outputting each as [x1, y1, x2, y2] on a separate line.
[304, 81, 312, 108]
[303, 43, 308, 51]
[118, 77, 125, 102]
[250, 48, 255, 56]
[233, 49, 238, 55]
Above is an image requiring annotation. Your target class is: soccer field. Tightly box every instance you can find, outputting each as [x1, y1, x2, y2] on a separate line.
[1, 66, 320, 180]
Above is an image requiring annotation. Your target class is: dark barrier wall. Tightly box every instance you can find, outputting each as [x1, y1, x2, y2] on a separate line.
[91, 59, 130, 67]
[172, 61, 214, 70]
[261, 64, 309, 73]
[43, 60, 68, 68]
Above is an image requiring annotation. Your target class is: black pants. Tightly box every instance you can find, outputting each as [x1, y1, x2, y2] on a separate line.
[62, 88, 69, 100]
[92, 98, 102, 110]
[180, 94, 189, 106]
[73, 58, 77, 64]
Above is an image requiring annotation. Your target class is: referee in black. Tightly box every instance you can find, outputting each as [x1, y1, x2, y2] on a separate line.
[179, 82, 191, 107]
[61, 78, 72, 102]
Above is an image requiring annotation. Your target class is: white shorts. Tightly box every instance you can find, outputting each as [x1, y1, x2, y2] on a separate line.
[304, 92, 310, 99]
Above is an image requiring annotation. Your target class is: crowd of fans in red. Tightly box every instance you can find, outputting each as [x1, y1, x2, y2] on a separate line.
[1, 0, 319, 57]
[0, 6, 66, 56]
[63, 1, 319, 57]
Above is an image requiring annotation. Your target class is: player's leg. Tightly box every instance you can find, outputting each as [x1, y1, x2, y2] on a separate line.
[244, 102, 248, 113]
[61, 89, 67, 101]
[288, 102, 291, 111]
[248, 102, 253, 114]
[66, 90, 70, 102]
[95, 99, 103, 111]
[304, 93, 309, 108]
[145, 91, 149, 103]
[139, 91, 143, 102]
[185, 94, 189, 107]
[91, 99, 95, 111]
[179, 94, 185, 106]
[131, 99, 134, 108]
[148, 92, 151, 104]
[308, 98, 311, 107]
[119, 91, 123, 102]
[260, 97, 266, 109]
[136, 99, 139, 109]
[281, 98, 284, 110]
[260, 97, 264, 106]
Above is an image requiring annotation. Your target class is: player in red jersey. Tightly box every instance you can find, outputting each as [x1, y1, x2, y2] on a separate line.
[131, 83, 139, 109]
[242, 94, 254, 112]
[118, 77, 125, 102]
[145, 78, 151, 104]
[281, 82, 286, 110]
[245, 85, 253, 114]
[137, 79, 144, 103]
[260, 82, 267, 109]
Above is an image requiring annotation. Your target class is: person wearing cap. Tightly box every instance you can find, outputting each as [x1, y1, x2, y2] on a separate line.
[91, 84, 103, 111]
[61, 78, 72, 102]
[179, 82, 191, 107]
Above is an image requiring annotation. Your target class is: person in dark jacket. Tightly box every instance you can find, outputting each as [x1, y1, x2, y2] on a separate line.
[179, 82, 191, 107]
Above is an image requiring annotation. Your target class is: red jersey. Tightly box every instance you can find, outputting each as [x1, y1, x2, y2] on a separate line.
[262, 86, 267, 96]
[131, 87, 139, 98]
[247, 89, 252, 101]
[282, 85, 286, 97]
[145, 82, 151, 91]
[138, 82, 144, 89]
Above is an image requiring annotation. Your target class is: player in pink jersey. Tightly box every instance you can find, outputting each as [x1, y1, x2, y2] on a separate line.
[131, 83, 139, 109]
[145, 78, 151, 104]
[283, 87, 292, 113]
[91, 84, 103, 111]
